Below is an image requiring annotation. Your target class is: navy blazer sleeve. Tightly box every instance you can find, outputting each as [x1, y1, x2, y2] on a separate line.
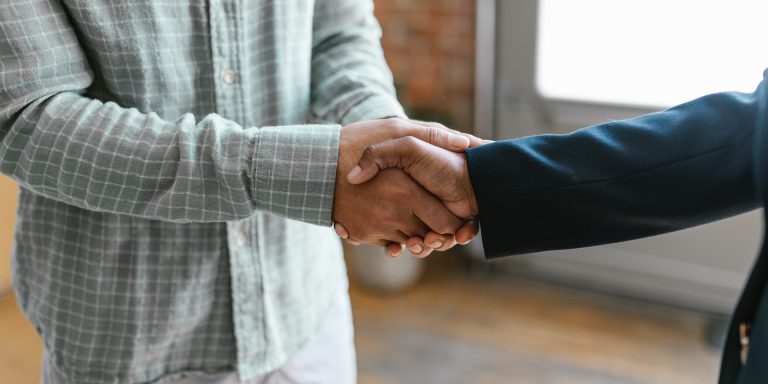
[466, 81, 765, 259]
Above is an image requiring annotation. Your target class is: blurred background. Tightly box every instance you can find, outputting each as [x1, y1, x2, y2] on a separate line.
[3, 0, 768, 383]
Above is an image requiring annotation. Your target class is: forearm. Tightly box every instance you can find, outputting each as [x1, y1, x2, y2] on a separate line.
[1, 92, 340, 223]
[468, 88, 763, 258]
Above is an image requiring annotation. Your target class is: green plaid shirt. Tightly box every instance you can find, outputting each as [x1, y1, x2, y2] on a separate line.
[0, 0, 403, 383]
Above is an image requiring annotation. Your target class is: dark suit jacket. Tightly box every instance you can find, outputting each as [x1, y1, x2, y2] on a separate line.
[465, 70, 768, 383]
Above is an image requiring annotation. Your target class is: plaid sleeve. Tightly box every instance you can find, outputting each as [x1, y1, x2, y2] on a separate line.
[0, 1, 339, 225]
[310, 0, 406, 125]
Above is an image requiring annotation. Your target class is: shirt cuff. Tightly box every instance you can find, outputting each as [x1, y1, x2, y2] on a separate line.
[339, 94, 406, 125]
[253, 124, 341, 226]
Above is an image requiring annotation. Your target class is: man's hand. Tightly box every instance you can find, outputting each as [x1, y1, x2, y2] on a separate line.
[346, 136, 482, 256]
[332, 119, 483, 255]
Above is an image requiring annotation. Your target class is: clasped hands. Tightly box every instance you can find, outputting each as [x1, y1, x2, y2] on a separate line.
[332, 118, 486, 258]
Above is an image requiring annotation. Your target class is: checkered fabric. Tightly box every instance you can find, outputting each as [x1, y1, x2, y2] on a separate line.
[0, 0, 404, 383]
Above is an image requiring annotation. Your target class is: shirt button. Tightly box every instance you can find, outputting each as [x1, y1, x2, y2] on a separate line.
[222, 68, 236, 84]
[235, 231, 247, 246]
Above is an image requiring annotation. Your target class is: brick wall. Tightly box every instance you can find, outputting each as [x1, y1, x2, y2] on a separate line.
[374, 0, 477, 133]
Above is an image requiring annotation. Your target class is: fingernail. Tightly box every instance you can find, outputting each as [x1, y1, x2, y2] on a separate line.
[427, 239, 443, 248]
[449, 135, 470, 150]
[410, 244, 423, 253]
[334, 224, 348, 239]
[346, 165, 362, 182]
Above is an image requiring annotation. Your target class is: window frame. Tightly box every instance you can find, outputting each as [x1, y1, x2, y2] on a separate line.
[478, 0, 662, 141]
[473, 0, 758, 315]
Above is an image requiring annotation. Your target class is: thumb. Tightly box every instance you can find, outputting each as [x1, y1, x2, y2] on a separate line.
[347, 137, 424, 185]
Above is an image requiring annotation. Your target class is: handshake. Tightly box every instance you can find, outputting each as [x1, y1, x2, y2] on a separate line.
[332, 118, 489, 258]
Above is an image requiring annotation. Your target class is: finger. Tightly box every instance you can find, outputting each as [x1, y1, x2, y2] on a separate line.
[407, 120, 487, 149]
[386, 242, 404, 257]
[343, 228, 408, 247]
[408, 236, 430, 253]
[412, 187, 464, 236]
[398, 218, 430, 240]
[347, 137, 424, 185]
[387, 230, 411, 245]
[456, 220, 480, 245]
[424, 232, 458, 252]
[334, 222, 349, 239]
[362, 237, 402, 249]
[406, 237, 433, 258]
[398, 121, 470, 152]
[437, 235, 458, 251]
[423, 232, 445, 249]
[405, 237, 424, 254]
[365, 232, 408, 248]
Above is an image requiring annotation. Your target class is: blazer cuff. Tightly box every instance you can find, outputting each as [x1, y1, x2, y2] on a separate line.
[466, 143, 516, 259]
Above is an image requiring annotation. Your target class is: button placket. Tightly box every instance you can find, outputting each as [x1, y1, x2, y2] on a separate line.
[213, 0, 265, 375]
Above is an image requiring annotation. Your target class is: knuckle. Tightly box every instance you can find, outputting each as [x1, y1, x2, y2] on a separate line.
[401, 135, 419, 147]
[429, 121, 451, 133]
[427, 126, 443, 144]
[377, 206, 399, 224]
[400, 136, 426, 155]
[389, 118, 408, 135]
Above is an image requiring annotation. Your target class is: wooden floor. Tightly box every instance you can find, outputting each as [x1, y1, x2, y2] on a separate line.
[0, 294, 43, 383]
[351, 256, 721, 384]
[0, 256, 720, 384]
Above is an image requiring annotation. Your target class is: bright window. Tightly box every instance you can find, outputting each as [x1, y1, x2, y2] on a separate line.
[537, 0, 768, 108]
